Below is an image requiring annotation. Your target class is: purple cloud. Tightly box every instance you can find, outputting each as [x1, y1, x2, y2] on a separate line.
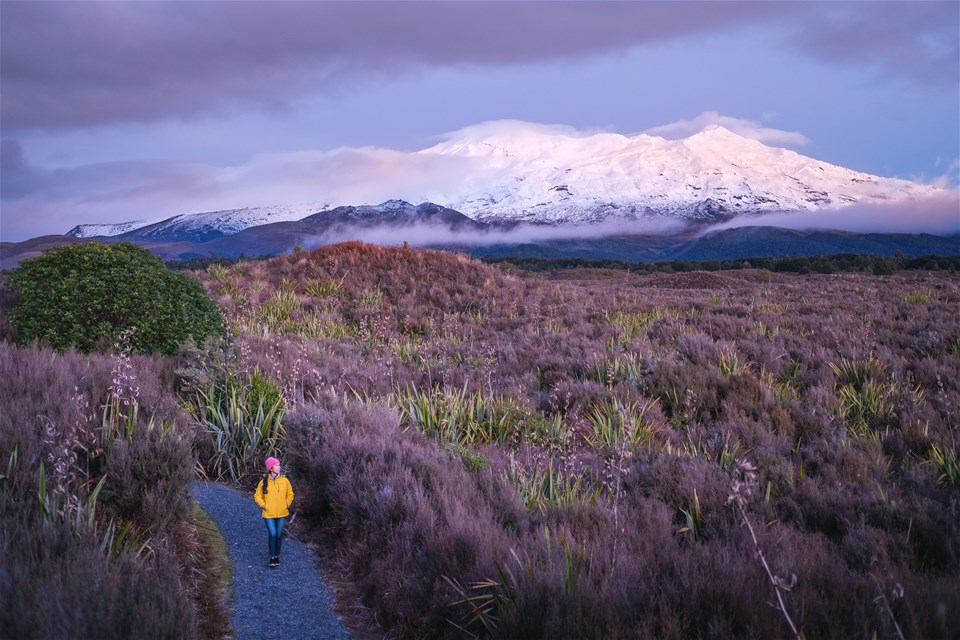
[3, 2, 953, 131]
[782, 2, 959, 88]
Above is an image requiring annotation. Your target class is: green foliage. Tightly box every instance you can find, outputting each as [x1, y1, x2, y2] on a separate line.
[585, 398, 661, 452]
[8, 242, 222, 355]
[257, 290, 302, 334]
[393, 385, 530, 447]
[588, 352, 645, 387]
[901, 289, 936, 304]
[929, 444, 959, 488]
[606, 308, 679, 343]
[444, 443, 491, 472]
[672, 432, 745, 471]
[188, 368, 286, 484]
[717, 348, 747, 376]
[678, 489, 704, 542]
[829, 357, 908, 437]
[505, 458, 598, 512]
[305, 277, 347, 299]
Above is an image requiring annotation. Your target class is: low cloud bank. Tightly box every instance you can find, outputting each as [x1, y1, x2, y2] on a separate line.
[704, 191, 960, 236]
[304, 216, 688, 251]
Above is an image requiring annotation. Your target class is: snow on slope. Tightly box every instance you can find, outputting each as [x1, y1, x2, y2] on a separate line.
[67, 203, 329, 239]
[416, 121, 939, 223]
[67, 218, 166, 238]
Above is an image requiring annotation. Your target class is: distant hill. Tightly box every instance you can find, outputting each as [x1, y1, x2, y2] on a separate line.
[465, 227, 960, 263]
[4, 222, 957, 272]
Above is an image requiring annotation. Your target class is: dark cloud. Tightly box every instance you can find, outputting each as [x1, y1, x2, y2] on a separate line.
[5, 1, 951, 131]
[782, 2, 959, 88]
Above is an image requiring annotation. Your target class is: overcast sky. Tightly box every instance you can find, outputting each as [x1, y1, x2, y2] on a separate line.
[2, 0, 958, 242]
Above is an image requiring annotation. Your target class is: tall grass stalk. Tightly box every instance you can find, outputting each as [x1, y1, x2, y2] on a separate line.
[728, 460, 800, 639]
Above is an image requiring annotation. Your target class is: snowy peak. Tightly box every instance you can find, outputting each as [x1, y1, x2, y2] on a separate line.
[67, 219, 164, 238]
[416, 120, 940, 224]
[69, 203, 330, 242]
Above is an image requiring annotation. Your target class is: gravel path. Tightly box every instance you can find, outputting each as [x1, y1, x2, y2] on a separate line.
[192, 482, 350, 640]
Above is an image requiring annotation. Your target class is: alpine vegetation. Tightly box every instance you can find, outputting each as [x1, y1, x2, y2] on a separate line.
[2, 241, 957, 639]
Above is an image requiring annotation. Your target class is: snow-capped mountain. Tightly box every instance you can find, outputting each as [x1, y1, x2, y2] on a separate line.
[67, 218, 166, 238]
[64, 122, 943, 239]
[67, 203, 329, 242]
[415, 121, 940, 224]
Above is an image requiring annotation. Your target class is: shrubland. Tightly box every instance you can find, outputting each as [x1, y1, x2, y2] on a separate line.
[8, 242, 223, 355]
[2, 240, 958, 639]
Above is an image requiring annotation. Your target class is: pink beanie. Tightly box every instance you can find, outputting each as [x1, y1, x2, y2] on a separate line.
[265, 457, 280, 472]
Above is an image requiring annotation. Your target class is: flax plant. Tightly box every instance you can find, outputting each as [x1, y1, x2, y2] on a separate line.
[835, 380, 896, 436]
[672, 432, 745, 471]
[585, 398, 660, 452]
[589, 352, 645, 387]
[718, 348, 748, 376]
[446, 526, 590, 638]
[206, 264, 230, 282]
[258, 290, 302, 334]
[35, 463, 148, 558]
[188, 370, 286, 483]
[678, 489, 704, 541]
[305, 277, 347, 299]
[505, 458, 599, 511]
[444, 553, 520, 638]
[606, 308, 680, 343]
[929, 443, 959, 487]
[393, 385, 524, 447]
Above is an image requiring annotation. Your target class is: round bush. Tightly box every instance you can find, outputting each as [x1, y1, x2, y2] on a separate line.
[9, 242, 223, 355]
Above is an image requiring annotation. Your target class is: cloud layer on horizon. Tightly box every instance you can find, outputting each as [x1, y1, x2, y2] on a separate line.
[705, 192, 960, 236]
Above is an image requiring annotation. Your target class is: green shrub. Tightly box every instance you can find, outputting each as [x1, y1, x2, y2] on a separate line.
[8, 242, 222, 355]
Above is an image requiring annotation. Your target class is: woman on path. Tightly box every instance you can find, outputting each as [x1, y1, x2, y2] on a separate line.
[254, 456, 295, 567]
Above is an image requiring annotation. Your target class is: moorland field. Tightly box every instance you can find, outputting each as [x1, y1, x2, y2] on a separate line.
[1, 241, 958, 639]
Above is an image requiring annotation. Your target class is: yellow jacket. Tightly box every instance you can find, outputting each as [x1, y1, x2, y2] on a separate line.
[254, 474, 294, 518]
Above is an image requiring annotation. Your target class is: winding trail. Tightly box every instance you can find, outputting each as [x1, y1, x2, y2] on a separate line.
[192, 482, 350, 640]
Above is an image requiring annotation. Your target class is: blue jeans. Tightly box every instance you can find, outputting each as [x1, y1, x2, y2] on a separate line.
[264, 517, 285, 558]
